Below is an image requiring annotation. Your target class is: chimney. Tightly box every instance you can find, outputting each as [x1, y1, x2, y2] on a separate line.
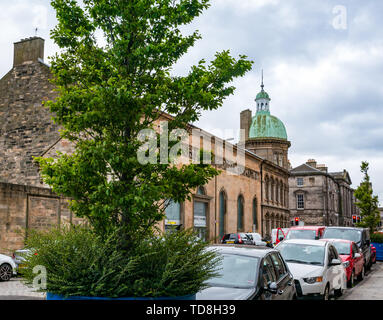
[240, 109, 252, 142]
[316, 164, 328, 173]
[13, 37, 44, 67]
[306, 159, 317, 168]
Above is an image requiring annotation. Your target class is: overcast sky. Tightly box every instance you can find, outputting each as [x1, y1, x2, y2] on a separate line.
[1, 0, 383, 203]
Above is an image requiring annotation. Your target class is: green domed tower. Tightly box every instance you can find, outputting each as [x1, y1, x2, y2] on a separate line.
[240, 73, 290, 169]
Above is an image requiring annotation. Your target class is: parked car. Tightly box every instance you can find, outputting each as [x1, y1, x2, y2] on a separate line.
[320, 239, 364, 288]
[197, 245, 296, 300]
[246, 233, 267, 246]
[285, 226, 325, 240]
[221, 233, 253, 245]
[272, 228, 289, 246]
[0, 254, 17, 281]
[12, 249, 34, 273]
[371, 244, 376, 264]
[275, 239, 347, 300]
[323, 227, 372, 270]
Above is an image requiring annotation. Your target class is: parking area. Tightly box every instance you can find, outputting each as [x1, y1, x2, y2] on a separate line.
[0, 277, 45, 300]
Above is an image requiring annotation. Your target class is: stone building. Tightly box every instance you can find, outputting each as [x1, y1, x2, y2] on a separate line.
[239, 77, 291, 236]
[289, 159, 359, 227]
[0, 37, 291, 253]
[0, 37, 79, 254]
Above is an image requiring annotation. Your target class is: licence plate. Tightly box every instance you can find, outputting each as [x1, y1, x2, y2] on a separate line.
[226, 241, 235, 244]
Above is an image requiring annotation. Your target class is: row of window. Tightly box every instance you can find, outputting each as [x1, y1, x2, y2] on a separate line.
[164, 187, 259, 241]
[264, 176, 288, 207]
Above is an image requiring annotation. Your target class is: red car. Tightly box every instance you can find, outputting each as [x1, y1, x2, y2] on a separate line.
[322, 239, 364, 288]
[285, 226, 325, 240]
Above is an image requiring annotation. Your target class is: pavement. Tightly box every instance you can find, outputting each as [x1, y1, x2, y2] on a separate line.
[339, 261, 383, 300]
[0, 277, 45, 300]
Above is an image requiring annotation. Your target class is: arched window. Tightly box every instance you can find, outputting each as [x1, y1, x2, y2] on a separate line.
[275, 181, 279, 204]
[219, 190, 227, 239]
[252, 197, 258, 231]
[271, 178, 275, 202]
[237, 195, 244, 231]
[265, 176, 270, 200]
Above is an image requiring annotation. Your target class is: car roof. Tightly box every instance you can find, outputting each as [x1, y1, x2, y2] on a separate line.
[208, 244, 276, 257]
[320, 238, 354, 244]
[325, 226, 366, 231]
[280, 239, 328, 246]
[288, 226, 325, 230]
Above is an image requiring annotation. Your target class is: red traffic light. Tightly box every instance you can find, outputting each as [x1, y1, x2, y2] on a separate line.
[295, 217, 299, 222]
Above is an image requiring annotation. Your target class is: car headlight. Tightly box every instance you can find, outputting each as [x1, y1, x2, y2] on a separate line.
[343, 261, 350, 268]
[303, 277, 323, 284]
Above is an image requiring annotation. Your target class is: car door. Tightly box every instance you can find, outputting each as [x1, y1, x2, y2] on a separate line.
[352, 243, 363, 274]
[269, 252, 294, 300]
[259, 255, 278, 300]
[328, 245, 344, 291]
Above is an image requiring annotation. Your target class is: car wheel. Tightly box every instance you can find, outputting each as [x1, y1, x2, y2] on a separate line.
[0, 263, 13, 281]
[322, 284, 330, 300]
[334, 286, 343, 297]
[347, 270, 355, 288]
[358, 265, 365, 281]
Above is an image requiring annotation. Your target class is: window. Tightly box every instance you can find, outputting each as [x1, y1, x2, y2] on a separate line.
[296, 194, 304, 209]
[194, 201, 208, 241]
[165, 200, 181, 232]
[262, 256, 277, 286]
[252, 197, 258, 230]
[270, 253, 287, 280]
[297, 177, 303, 186]
[237, 195, 244, 231]
[219, 191, 226, 239]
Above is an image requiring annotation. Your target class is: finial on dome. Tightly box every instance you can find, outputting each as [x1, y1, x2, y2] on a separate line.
[261, 69, 264, 91]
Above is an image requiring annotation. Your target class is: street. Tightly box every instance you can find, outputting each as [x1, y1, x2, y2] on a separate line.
[339, 262, 383, 300]
[0, 278, 45, 300]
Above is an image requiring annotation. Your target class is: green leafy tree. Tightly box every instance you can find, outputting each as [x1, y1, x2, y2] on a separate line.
[354, 161, 380, 232]
[36, 0, 253, 247]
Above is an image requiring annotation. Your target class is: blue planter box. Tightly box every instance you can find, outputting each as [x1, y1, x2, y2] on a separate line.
[372, 242, 383, 261]
[47, 292, 196, 300]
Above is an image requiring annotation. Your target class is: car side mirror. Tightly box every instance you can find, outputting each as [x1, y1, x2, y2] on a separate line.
[266, 282, 278, 294]
[329, 258, 341, 266]
[354, 253, 361, 258]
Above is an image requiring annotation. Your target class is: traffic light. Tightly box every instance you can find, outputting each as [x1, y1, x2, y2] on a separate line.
[294, 217, 299, 226]
[352, 215, 357, 224]
[357, 216, 361, 223]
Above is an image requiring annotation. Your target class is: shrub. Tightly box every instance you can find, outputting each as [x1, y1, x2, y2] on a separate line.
[371, 232, 383, 244]
[21, 226, 220, 298]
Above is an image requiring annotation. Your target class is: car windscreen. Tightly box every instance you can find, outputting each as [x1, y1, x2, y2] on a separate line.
[323, 229, 362, 245]
[277, 243, 325, 266]
[207, 254, 260, 289]
[285, 229, 317, 240]
[332, 242, 350, 255]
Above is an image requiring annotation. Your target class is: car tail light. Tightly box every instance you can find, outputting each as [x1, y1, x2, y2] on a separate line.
[238, 234, 243, 244]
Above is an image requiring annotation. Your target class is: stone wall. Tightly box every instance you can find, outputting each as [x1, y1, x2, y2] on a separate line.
[0, 182, 83, 255]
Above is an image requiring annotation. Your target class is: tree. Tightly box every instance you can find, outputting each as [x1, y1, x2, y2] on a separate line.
[354, 161, 380, 233]
[36, 0, 253, 248]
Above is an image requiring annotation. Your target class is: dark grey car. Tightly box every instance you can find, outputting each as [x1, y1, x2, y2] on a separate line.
[197, 245, 296, 300]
